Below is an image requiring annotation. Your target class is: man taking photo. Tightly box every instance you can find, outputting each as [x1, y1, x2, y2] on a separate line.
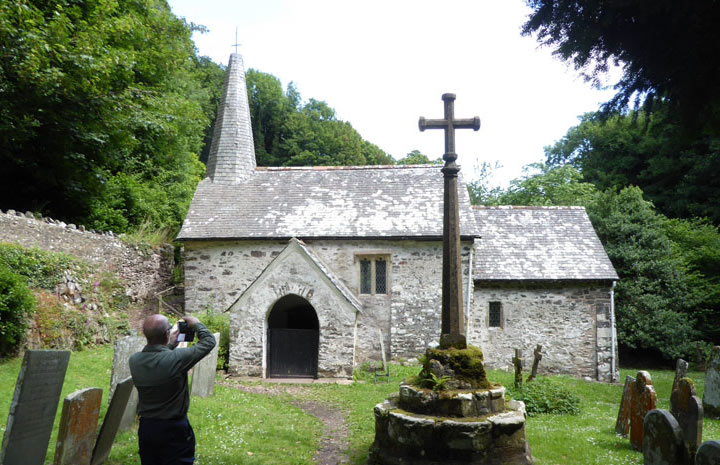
[130, 314, 216, 465]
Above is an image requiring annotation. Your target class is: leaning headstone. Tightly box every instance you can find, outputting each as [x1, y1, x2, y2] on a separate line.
[670, 378, 703, 465]
[630, 370, 658, 451]
[703, 346, 720, 419]
[643, 409, 684, 465]
[512, 348, 523, 388]
[673, 359, 689, 393]
[0, 350, 71, 465]
[109, 335, 145, 430]
[696, 440, 720, 465]
[191, 332, 221, 398]
[615, 374, 636, 436]
[91, 376, 133, 465]
[527, 344, 542, 382]
[53, 387, 103, 465]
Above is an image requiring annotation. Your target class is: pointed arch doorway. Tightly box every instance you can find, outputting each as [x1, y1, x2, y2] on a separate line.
[267, 294, 319, 378]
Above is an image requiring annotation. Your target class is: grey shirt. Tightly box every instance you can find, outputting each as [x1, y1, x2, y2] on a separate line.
[129, 323, 216, 419]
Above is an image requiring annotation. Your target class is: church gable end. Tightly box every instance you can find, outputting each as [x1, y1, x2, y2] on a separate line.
[227, 238, 359, 378]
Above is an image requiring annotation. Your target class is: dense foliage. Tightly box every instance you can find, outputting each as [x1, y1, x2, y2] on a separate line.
[508, 377, 581, 416]
[469, 166, 720, 361]
[0, 266, 35, 356]
[0, 0, 211, 234]
[245, 70, 394, 167]
[522, 0, 720, 134]
[544, 108, 720, 223]
[0, 243, 79, 289]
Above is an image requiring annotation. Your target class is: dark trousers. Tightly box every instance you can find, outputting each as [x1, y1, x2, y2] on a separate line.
[138, 416, 195, 465]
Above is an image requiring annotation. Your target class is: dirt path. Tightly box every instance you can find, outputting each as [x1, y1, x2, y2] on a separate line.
[220, 379, 351, 465]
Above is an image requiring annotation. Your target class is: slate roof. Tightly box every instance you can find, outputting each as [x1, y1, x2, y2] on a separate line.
[205, 53, 256, 183]
[472, 206, 618, 281]
[178, 165, 480, 240]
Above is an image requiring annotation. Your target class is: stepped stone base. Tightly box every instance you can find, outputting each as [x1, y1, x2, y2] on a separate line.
[369, 387, 533, 465]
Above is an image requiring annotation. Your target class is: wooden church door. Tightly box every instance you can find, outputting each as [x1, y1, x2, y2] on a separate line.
[267, 295, 319, 378]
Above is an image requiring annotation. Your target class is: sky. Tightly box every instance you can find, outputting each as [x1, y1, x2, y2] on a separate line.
[168, 0, 617, 187]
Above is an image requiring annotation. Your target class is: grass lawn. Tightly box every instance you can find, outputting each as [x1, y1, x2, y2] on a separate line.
[1, 348, 719, 464]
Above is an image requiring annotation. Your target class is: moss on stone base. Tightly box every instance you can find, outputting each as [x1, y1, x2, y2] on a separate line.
[416, 345, 492, 390]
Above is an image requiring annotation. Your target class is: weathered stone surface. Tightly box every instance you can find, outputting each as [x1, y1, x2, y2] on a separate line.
[630, 371, 657, 451]
[513, 349, 523, 388]
[369, 399, 532, 465]
[110, 335, 145, 430]
[191, 332, 220, 397]
[615, 375, 635, 436]
[703, 346, 720, 419]
[397, 384, 505, 417]
[0, 211, 173, 303]
[53, 387, 102, 465]
[696, 441, 720, 465]
[91, 376, 133, 465]
[470, 282, 618, 382]
[673, 359, 689, 393]
[643, 409, 684, 465]
[204, 53, 256, 184]
[527, 345, 542, 382]
[670, 378, 703, 464]
[0, 350, 70, 465]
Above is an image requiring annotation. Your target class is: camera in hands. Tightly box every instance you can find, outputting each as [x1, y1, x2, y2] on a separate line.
[177, 319, 195, 343]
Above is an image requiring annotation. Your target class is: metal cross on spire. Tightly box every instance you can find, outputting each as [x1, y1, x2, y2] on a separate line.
[232, 27, 242, 54]
[419, 93, 481, 349]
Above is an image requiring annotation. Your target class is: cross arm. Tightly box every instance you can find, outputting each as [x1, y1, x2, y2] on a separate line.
[418, 117, 481, 131]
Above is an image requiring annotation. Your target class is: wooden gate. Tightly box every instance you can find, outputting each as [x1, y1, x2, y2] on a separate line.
[267, 328, 319, 378]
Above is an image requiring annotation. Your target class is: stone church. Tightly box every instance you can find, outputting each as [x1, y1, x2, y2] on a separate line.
[177, 53, 620, 382]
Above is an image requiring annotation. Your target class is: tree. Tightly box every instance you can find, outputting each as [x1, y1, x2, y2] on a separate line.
[0, 0, 213, 234]
[544, 108, 720, 223]
[396, 150, 442, 165]
[243, 70, 393, 167]
[473, 165, 720, 361]
[492, 163, 598, 206]
[522, 0, 720, 133]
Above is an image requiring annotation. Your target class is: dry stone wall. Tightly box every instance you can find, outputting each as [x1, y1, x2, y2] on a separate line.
[0, 210, 173, 303]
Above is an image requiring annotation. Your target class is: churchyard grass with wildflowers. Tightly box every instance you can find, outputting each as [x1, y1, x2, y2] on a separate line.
[0, 347, 718, 464]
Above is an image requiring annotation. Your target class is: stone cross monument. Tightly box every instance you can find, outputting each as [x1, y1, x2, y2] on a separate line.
[419, 93, 480, 349]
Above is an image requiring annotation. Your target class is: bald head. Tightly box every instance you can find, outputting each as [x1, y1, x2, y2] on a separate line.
[143, 314, 170, 345]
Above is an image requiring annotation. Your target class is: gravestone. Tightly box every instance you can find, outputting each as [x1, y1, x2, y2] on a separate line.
[673, 359, 689, 393]
[512, 348, 523, 388]
[527, 344, 542, 382]
[696, 441, 720, 465]
[615, 374, 636, 436]
[703, 346, 720, 419]
[190, 332, 220, 397]
[53, 387, 103, 465]
[0, 350, 71, 465]
[670, 378, 703, 464]
[643, 409, 684, 465]
[630, 371, 657, 451]
[91, 376, 133, 465]
[109, 335, 144, 430]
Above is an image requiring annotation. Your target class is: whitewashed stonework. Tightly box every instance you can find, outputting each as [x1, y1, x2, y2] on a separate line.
[469, 283, 616, 382]
[178, 53, 619, 381]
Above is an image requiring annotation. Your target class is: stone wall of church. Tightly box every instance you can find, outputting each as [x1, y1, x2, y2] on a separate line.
[468, 281, 618, 382]
[183, 238, 473, 365]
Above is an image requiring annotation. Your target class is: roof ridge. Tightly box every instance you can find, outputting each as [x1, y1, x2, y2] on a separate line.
[255, 164, 441, 172]
[472, 205, 585, 210]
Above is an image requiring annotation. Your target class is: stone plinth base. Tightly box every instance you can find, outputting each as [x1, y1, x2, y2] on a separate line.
[369, 397, 533, 465]
[398, 384, 506, 417]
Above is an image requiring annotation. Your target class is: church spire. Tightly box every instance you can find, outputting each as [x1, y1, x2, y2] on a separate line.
[205, 53, 256, 183]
